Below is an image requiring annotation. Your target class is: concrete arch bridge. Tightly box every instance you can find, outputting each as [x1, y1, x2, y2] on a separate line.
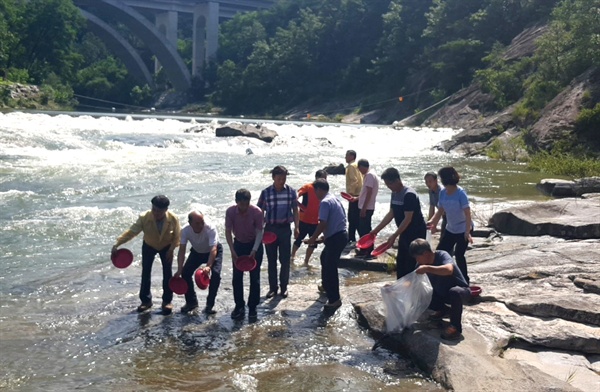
[74, 0, 275, 91]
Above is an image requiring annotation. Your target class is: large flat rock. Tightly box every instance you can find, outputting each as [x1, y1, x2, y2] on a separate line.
[488, 197, 600, 238]
[346, 236, 600, 391]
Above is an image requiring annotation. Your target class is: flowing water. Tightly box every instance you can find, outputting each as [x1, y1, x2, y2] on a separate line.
[0, 111, 550, 391]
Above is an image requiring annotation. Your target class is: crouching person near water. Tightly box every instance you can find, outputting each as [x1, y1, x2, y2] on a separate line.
[175, 211, 223, 315]
[111, 195, 181, 314]
[409, 238, 470, 341]
[307, 179, 348, 309]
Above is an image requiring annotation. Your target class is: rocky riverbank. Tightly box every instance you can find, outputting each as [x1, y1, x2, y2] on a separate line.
[340, 195, 600, 391]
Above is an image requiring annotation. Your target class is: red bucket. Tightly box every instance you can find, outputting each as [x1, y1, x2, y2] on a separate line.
[262, 231, 277, 245]
[194, 269, 210, 290]
[169, 277, 188, 295]
[356, 233, 375, 249]
[111, 249, 133, 269]
[470, 286, 482, 297]
[235, 255, 257, 272]
[371, 242, 391, 257]
[340, 192, 353, 201]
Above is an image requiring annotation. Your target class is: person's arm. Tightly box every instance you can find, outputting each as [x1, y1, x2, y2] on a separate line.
[251, 228, 263, 258]
[360, 185, 373, 218]
[385, 210, 414, 247]
[167, 216, 181, 263]
[293, 204, 299, 238]
[225, 227, 237, 261]
[427, 207, 445, 234]
[307, 220, 327, 245]
[371, 208, 394, 236]
[175, 242, 187, 278]
[203, 245, 218, 273]
[428, 205, 435, 221]
[111, 214, 144, 256]
[415, 263, 453, 276]
[464, 207, 473, 244]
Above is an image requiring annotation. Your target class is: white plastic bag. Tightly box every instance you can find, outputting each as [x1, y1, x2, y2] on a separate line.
[380, 271, 433, 333]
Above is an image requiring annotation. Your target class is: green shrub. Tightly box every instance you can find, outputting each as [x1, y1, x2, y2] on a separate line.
[527, 150, 600, 178]
[486, 134, 528, 161]
[6, 68, 30, 83]
[575, 103, 600, 141]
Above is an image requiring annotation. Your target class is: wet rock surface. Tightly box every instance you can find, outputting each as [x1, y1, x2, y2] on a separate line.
[342, 235, 600, 391]
[488, 196, 600, 239]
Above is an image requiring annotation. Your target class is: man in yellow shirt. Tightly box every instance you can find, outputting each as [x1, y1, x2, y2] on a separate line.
[345, 150, 363, 243]
[112, 195, 181, 314]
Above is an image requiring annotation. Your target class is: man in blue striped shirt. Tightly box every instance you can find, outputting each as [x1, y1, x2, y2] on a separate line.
[257, 165, 299, 299]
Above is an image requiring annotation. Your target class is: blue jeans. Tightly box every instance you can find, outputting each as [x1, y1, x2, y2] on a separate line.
[232, 239, 263, 309]
[140, 242, 173, 305]
[181, 243, 223, 309]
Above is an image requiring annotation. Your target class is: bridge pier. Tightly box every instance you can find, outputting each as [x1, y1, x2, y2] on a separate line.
[193, 2, 220, 76]
[154, 11, 178, 74]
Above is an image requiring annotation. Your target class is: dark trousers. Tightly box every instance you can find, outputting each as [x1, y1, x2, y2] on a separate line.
[437, 231, 470, 284]
[357, 209, 374, 254]
[429, 286, 471, 332]
[396, 229, 425, 279]
[140, 242, 173, 305]
[265, 223, 292, 292]
[347, 200, 359, 242]
[320, 231, 348, 304]
[181, 243, 223, 309]
[232, 240, 263, 309]
[293, 221, 318, 248]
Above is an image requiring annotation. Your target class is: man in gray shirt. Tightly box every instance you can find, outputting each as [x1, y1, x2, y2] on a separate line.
[307, 179, 348, 309]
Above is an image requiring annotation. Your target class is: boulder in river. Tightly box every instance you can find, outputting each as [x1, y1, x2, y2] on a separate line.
[215, 122, 278, 143]
[537, 177, 600, 198]
[323, 163, 345, 175]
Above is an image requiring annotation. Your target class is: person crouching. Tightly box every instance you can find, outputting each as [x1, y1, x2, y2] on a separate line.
[409, 238, 470, 341]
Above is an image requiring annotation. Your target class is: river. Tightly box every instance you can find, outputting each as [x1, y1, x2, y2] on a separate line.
[0, 111, 549, 391]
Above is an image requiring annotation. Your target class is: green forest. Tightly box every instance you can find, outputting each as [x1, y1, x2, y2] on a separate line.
[0, 0, 598, 122]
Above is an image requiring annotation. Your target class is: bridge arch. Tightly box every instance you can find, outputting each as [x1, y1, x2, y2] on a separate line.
[75, 0, 191, 91]
[79, 9, 154, 88]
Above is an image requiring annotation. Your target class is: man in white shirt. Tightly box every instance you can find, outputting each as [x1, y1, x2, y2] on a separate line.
[355, 159, 379, 257]
[175, 211, 223, 315]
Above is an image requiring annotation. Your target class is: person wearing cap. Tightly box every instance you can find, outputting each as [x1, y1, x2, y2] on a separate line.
[225, 189, 264, 320]
[345, 150, 363, 244]
[306, 178, 348, 309]
[175, 211, 223, 315]
[257, 165, 299, 299]
[291, 169, 328, 267]
[111, 195, 181, 314]
[370, 168, 427, 279]
[354, 159, 379, 257]
[409, 238, 470, 341]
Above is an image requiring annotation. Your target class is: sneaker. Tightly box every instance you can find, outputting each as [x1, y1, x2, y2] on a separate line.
[137, 302, 153, 312]
[230, 306, 245, 320]
[203, 306, 217, 315]
[324, 299, 342, 308]
[248, 307, 257, 320]
[180, 303, 199, 314]
[280, 288, 288, 298]
[161, 302, 173, 315]
[441, 325, 461, 341]
[317, 284, 326, 294]
[266, 289, 277, 298]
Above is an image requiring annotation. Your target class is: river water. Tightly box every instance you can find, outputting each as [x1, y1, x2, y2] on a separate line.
[0, 111, 549, 391]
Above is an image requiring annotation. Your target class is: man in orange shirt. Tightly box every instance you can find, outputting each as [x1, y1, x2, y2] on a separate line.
[291, 170, 328, 267]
